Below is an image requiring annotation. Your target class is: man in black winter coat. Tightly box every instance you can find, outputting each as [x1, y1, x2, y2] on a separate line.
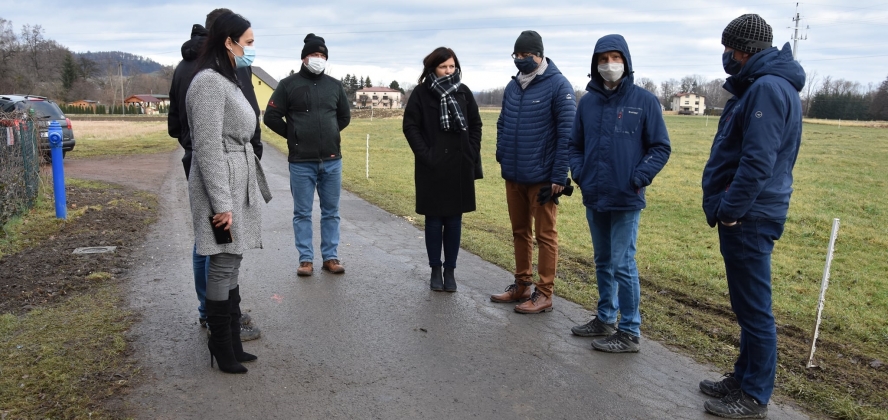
[167, 8, 262, 340]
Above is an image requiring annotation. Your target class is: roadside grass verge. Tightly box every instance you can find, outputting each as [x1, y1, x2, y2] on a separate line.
[1, 174, 155, 416]
[68, 121, 177, 158]
[260, 112, 888, 419]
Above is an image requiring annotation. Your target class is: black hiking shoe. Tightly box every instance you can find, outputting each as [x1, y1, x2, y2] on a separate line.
[591, 330, 640, 353]
[571, 317, 617, 337]
[704, 390, 768, 418]
[700, 372, 740, 398]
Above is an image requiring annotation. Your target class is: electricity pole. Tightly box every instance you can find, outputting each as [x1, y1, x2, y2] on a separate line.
[119, 61, 125, 116]
[791, 3, 808, 60]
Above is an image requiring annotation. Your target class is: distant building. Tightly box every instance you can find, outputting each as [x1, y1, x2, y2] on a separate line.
[672, 93, 705, 115]
[356, 87, 402, 109]
[125, 94, 169, 114]
[68, 100, 99, 110]
[251, 66, 278, 113]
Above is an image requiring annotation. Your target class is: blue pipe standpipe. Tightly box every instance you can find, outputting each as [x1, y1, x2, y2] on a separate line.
[47, 120, 67, 219]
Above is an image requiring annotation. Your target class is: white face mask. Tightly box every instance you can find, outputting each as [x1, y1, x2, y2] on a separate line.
[598, 63, 624, 83]
[306, 57, 326, 74]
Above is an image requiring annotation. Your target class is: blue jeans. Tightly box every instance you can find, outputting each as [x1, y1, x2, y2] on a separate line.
[718, 218, 784, 405]
[289, 159, 342, 262]
[586, 208, 641, 337]
[425, 214, 462, 268]
[193, 244, 209, 319]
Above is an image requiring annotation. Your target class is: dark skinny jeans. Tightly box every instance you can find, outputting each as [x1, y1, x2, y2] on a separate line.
[424, 214, 462, 268]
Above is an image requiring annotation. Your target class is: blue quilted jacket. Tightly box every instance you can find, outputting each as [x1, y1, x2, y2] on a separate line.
[496, 58, 576, 185]
[569, 34, 671, 211]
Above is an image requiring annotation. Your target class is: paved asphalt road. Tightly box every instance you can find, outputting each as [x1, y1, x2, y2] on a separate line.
[121, 147, 810, 420]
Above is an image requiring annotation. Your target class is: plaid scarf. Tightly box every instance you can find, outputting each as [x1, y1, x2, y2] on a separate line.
[428, 71, 467, 132]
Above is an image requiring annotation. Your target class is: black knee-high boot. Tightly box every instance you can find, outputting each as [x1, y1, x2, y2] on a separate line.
[228, 286, 257, 363]
[206, 299, 247, 374]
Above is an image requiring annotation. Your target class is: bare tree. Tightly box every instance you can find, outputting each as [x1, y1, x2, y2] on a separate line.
[636, 77, 658, 97]
[801, 70, 818, 116]
[660, 79, 678, 110]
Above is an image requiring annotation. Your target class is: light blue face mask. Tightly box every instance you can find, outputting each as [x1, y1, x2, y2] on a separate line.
[232, 41, 255, 68]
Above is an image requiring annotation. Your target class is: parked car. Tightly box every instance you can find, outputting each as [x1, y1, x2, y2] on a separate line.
[0, 94, 75, 158]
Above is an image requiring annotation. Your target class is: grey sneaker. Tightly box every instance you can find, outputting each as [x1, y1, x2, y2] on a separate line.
[700, 372, 740, 398]
[571, 317, 617, 337]
[239, 323, 261, 341]
[591, 330, 640, 353]
[704, 390, 768, 419]
[240, 313, 252, 326]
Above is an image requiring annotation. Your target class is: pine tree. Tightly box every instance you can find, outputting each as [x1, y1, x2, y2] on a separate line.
[869, 74, 888, 121]
[61, 52, 78, 98]
[364, 76, 372, 88]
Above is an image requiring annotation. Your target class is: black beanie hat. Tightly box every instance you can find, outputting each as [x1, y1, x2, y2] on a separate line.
[301, 33, 328, 59]
[514, 30, 543, 56]
[722, 14, 773, 54]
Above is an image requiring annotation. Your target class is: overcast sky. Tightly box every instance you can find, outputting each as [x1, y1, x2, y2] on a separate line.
[5, 0, 887, 91]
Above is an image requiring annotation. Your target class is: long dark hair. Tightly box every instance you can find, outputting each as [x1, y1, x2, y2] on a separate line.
[193, 12, 251, 85]
[417, 47, 461, 84]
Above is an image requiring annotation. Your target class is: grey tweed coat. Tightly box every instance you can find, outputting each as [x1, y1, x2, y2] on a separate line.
[186, 69, 272, 256]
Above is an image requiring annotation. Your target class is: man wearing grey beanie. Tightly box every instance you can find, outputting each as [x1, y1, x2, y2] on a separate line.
[700, 13, 806, 419]
[489, 30, 576, 314]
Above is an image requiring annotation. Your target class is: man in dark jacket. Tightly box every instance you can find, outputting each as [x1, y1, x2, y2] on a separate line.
[264, 33, 351, 277]
[699, 14, 805, 419]
[489, 30, 576, 314]
[567, 34, 670, 353]
[167, 8, 262, 340]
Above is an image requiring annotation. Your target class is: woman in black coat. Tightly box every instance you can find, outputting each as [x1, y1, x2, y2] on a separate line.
[403, 47, 482, 292]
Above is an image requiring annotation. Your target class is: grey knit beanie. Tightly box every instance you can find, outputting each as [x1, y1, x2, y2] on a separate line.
[722, 14, 773, 54]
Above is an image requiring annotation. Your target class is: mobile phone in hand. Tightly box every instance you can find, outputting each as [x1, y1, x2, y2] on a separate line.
[209, 216, 233, 244]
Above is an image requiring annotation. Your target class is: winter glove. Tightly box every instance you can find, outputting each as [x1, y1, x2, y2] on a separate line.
[537, 180, 574, 206]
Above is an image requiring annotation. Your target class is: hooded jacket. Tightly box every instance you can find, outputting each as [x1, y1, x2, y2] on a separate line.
[702, 43, 805, 226]
[168, 24, 263, 178]
[496, 58, 576, 185]
[568, 34, 671, 211]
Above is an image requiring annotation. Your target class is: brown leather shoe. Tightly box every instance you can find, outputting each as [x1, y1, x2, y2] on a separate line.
[322, 259, 345, 274]
[296, 262, 313, 276]
[490, 282, 532, 303]
[514, 291, 553, 314]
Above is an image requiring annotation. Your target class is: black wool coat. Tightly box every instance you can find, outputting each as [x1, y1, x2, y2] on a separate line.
[403, 82, 482, 216]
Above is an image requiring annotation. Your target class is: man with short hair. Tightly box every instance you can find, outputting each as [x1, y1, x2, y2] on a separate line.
[568, 34, 671, 353]
[168, 7, 262, 340]
[699, 14, 805, 419]
[264, 34, 351, 277]
[489, 30, 576, 314]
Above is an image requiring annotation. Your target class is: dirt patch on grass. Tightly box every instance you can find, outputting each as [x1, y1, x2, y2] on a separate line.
[0, 184, 157, 314]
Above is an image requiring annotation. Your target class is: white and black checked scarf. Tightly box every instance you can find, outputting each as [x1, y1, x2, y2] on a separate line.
[428, 71, 467, 132]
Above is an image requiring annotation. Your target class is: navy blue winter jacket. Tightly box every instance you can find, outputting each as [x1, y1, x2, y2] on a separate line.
[568, 34, 671, 211]
[496, 58, 576, 185]
[702, 43, 805, 227]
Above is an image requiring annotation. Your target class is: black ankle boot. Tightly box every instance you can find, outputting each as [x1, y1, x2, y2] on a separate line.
[430, 266, 444, 291]
[228, 287, 257, 363]
[206, 299, 247, 374]
[443, 267, 457, 292]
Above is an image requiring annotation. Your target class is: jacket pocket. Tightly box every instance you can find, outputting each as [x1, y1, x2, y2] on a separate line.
[616, 107, 643, 134]
[292, 86, 311, 112]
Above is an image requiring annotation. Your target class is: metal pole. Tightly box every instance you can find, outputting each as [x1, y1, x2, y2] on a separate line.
[806, 218, 840, 368]
[120, 62, 125, 116]
[47, 121, 67, 219]
[365, 134, 370, 179]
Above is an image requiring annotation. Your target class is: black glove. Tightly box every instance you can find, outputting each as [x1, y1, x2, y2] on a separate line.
[537, 185, 553, 205]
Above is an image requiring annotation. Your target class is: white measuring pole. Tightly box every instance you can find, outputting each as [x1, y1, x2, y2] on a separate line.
[365, 134, 370, 179]
[806, 218, 840, 368]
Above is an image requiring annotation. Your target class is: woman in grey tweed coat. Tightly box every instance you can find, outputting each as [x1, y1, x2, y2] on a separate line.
[186, 12, 271, 374]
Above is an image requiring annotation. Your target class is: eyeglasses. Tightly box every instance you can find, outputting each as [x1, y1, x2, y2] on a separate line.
[511, 52, 536, 59]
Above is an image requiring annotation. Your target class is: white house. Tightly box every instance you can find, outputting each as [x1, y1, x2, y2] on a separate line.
[356, 87, 402, 109]
[672, 93, 706, 115]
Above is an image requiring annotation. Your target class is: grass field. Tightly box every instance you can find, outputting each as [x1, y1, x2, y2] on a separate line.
[68, 120, 177, 158]
[264, 112, 888, 419]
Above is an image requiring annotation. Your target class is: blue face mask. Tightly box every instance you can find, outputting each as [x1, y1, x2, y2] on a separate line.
[232, 41, 255, 68]
[514, 55, 538, 74]
[722, 50, 742, 76]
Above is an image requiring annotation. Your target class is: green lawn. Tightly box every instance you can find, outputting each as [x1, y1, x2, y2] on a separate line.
[261, 112, 888, 419]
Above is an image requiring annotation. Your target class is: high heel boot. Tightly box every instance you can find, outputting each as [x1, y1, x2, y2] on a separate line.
[429, 266, 444, 291]
[205, 299, 248, 374]
[443, 267, 457, 292]
[228, 286, 257, 363]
